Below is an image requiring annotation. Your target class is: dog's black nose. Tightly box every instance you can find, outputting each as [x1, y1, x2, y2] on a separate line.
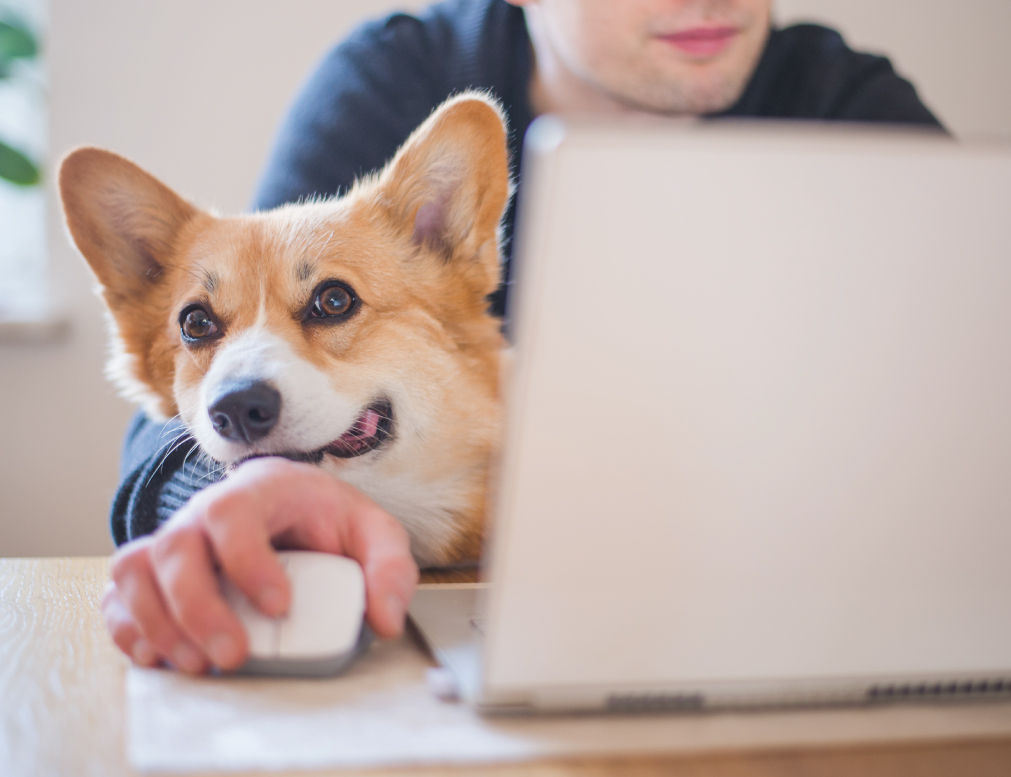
[208, 380, 281, 444]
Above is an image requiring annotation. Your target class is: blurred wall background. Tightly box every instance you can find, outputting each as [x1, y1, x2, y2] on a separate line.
[1, 0, 1008, 557]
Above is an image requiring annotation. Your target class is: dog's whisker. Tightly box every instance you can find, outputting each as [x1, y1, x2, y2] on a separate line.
[158, 432, 195, 463]
[179, 439, 202, 471]
[163, 419, 187, 436]
[190, 448, 227, 484]
[143, 431, 199, 490]
[182, 445, 225, 486]
[147, 428, 191, 465]
[199, 466, 228, 485]
[156, 414, 184, 441]
[158, 434, 191, 458]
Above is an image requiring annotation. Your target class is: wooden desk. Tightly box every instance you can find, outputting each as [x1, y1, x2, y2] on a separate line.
[2, 556, 1011, 777]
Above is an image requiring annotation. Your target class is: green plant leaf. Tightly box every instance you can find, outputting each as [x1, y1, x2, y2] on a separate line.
[0, 16, 37, 59]
[0, 138, 40, 186]
[0, 16, 37, 76]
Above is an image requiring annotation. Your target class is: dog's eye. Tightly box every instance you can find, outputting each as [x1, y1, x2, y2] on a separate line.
[309, 281, 358, 320]
[180, 305, 220, 341]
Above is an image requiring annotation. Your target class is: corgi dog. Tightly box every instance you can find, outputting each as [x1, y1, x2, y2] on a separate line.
[59, 93, 510, 568]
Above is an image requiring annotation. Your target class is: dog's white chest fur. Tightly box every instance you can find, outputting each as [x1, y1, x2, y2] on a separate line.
[326, 461, 469, 567]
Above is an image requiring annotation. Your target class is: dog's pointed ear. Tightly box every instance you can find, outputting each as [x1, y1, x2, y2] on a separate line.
[377, 92, 511, 294]
[58, 147, 197, 305]
[59, 148, 200, 419]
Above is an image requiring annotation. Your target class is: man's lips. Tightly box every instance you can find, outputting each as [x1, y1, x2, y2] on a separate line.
[658, 26, 738, 57]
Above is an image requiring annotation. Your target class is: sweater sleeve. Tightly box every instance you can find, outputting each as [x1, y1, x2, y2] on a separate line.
[111, 411, 218, 544]
[109, 14, 446, 546]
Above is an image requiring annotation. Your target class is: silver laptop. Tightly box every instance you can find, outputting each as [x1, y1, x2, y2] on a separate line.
[409, 118, 1011, 714]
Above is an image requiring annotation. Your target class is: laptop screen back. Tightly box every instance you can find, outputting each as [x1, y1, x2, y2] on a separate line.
[480, 121, 1011, 709]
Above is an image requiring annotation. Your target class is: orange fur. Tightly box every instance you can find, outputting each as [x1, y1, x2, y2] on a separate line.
[59, 93, 511, 567]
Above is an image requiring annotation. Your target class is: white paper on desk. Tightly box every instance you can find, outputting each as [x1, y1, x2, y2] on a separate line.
[128, 635, 1011, 773]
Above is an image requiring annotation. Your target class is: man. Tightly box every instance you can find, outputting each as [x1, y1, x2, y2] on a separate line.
[103, 0, 942, 673]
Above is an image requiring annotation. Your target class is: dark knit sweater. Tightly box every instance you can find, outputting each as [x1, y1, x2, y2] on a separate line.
[111, 0, 943, 546]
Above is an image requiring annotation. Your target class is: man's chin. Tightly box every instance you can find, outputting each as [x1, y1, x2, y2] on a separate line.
[618, 85, 741, 117]
[639, 39, 768, 113]
[603, 62, 751, 115]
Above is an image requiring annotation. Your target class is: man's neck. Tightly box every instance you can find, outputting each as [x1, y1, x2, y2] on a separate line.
[522, 8, 642, 118]
[527, 62, 633, 117]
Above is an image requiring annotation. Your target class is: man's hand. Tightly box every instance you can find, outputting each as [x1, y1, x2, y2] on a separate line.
[102, 457, 418, 673]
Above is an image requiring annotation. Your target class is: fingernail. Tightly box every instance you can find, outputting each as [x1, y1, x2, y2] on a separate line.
[259, 585, 286, 616]
[132, 638, 157, 666]
[172, 642, 204, 673]
[208, 632, 238, 667]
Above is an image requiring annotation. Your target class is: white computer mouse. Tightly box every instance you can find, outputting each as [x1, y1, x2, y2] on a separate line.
[219, 550, 371, 677]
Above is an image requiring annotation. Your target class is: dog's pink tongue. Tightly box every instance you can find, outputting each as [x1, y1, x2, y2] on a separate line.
[357, 407, 381, 438]
[333, 407, 381, 452]
[327, 405, 387, 458]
